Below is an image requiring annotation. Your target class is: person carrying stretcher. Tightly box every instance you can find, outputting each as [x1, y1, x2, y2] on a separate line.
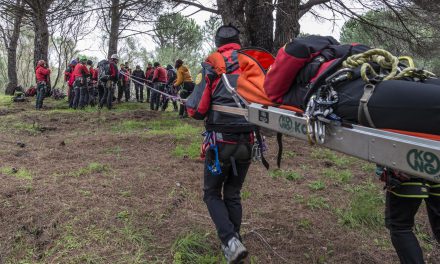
[264, 35, 440, 264]
[186, 25, 255, 264]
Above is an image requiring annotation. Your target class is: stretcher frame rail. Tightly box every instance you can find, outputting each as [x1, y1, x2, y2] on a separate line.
[246, 103, 440, 183]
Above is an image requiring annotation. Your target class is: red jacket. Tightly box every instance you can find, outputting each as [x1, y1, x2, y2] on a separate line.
[64, 63, 75, 82]
[145, 67, 154, 81]
[72, 63, 89, 79]
[35, 65, 51, 82]
[153, 67, 168, 83]
[89, 67, 98, 80]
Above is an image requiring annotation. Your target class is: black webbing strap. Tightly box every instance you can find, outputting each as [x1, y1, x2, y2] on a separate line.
[276, 133, 283, 168]
[255, 129, 269, 170]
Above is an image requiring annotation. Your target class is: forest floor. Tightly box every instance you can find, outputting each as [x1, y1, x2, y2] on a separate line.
[0, 95, 439, 264]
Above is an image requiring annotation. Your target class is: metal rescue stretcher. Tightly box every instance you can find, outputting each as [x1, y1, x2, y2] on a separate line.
[218, 75, 440, 184]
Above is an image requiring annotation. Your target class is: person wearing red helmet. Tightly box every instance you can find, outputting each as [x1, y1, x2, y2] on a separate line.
[35, 59, 51, 110]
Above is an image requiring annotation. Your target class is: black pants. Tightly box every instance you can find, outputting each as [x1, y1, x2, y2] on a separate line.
[79, 86, 89, 109]
[68, 85, 74, 108]
[97, 83, 105, 103]
[88, 86, 97, 107]
[385, 189, 440, 263]
[151, 82, 165, 111]
[203, 138, 252, 245]
[36, 82, 46, 110]
[146, 81, 152, 103]
[118, 82, 130, 102]
[99, 81, 114, 110]
[135, 83, 144, 102]
[179, 82, 194, 117]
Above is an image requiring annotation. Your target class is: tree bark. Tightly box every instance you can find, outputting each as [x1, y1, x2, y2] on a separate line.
[245, 0, 273, 51]
[108, 0, 120, 58]
[216, 0, 250, 46]
[5, 0, 24, 95]
[274, 0, 301, 52]
[33, 8, 49, 66]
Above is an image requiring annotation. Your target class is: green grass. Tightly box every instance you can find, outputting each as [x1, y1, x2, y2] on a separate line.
[323, 168, 353, 183]
[0, 166, 33, 180]
[173, 141, 200, 159]
[308, 180, 326, 191]
[306, 195, 330, 210]
[79, 189, 92, 197]
[337, 182, 384, 228]
[41, 220, 153, 263]
[117, 210, 130, 221]
[311, 148, 355, 168]
[0, 94, 13, 107]
[283, 150, 297, 158]
[269, 169, 303, 181]
[119, 190, 132, 197]
[69, 162, 110, 177]
[172, 231, 220, 264]
[241, 190, 251, 200]
[361, 162, 377, 173]
[298, 218, 312, 229]
[112, 120, 149, 133]
[112, 114, 201, 140]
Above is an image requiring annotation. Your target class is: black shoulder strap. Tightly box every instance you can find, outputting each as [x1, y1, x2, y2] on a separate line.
[277, 133, 283, 168]
[255, 128, 270, 170]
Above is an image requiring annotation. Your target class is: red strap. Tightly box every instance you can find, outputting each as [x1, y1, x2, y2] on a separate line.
[383, 129, 440, 141]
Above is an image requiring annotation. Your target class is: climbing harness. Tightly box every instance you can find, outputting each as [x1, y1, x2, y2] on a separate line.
[376, 166, 431, 198]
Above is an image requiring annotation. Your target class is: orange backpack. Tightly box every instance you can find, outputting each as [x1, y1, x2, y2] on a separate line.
[210, 48, 304, 113]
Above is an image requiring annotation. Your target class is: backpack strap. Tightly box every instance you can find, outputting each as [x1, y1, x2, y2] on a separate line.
[207, 52, 227, 75]
[207, 51, 240, 75]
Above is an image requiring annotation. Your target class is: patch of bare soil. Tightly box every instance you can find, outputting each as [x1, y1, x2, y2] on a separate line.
[0, 100, 438, 264]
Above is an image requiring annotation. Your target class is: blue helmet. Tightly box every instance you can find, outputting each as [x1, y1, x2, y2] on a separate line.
[70, 59, 78, 65]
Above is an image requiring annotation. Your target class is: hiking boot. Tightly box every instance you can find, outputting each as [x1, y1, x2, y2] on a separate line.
[222, 237, 248, 264]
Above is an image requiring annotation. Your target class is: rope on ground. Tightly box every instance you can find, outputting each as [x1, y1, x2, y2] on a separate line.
[243, 229, 290, 263]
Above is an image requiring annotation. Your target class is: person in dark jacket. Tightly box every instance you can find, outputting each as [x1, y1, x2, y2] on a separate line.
[151, 62, 167, 111]
[377, 166, 440, 264]
[35, 60, 51, 110]
[132, 65, 145, 102]
[118, 64, 130, 103]
[186, 25, 251, 264]
[99, 54, 119, 110]
[162, 64, 178, 111]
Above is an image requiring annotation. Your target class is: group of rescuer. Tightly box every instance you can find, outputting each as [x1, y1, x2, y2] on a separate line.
[32, 24, 439, 264]
[35, 56, 194, 118]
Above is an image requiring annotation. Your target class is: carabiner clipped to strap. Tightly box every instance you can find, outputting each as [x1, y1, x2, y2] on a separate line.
[207, 143, 222, 176]
[203, 131, 222, 176]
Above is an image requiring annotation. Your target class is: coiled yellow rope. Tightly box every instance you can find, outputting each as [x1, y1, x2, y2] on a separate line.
[342, 48, 435, 82]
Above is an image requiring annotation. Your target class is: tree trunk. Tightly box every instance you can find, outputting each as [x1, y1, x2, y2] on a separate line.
[108, 0, 120, 58]
[5, 0, 23, 95]
[33, 10, 49, 66]
[245, 0, 273, 51]
[274, 0, 301, 52]
[216, 0, 250, 46]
